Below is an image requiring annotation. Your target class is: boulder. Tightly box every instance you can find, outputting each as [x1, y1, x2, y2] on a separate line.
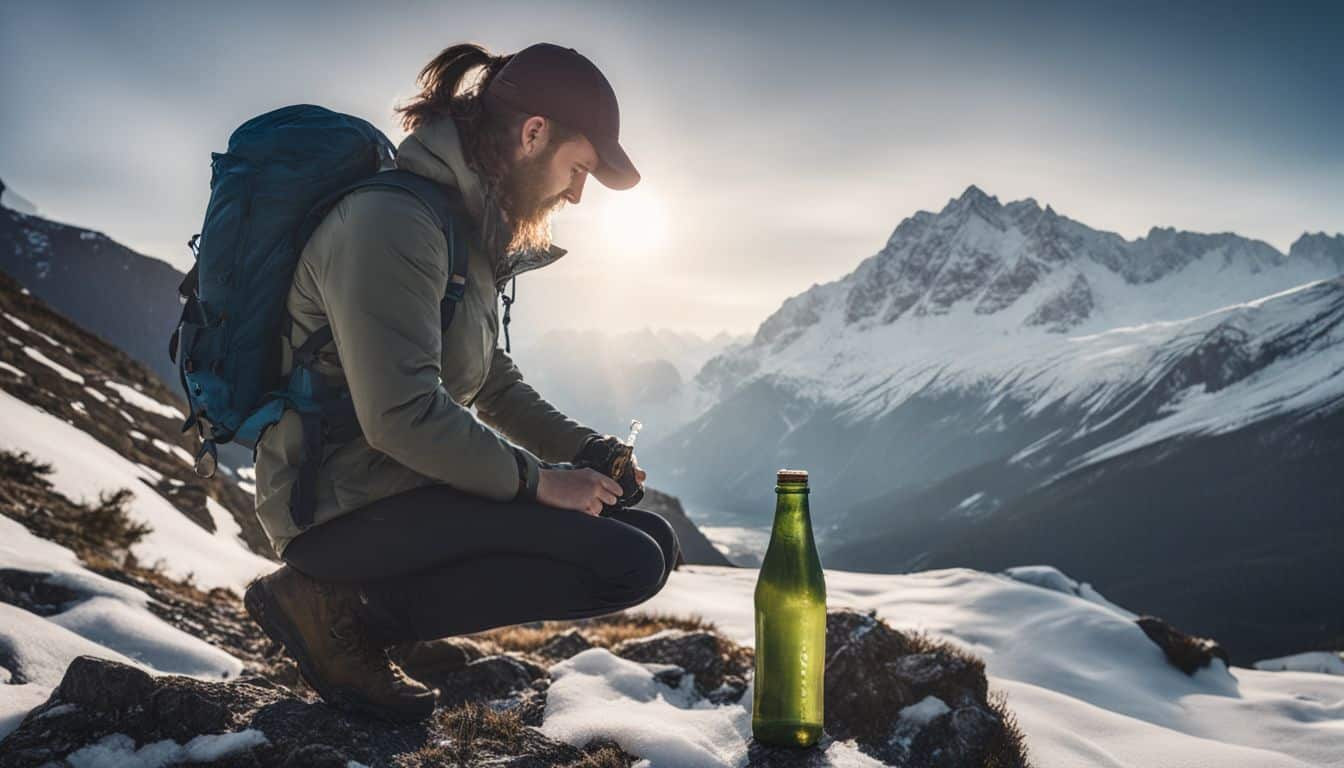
[612, 629, 727, 695]
[435, 654, 550, 709]
[820, 609, 1028, 767]
[1136, 616, 1231, 674]
[536, 628, 594, 661]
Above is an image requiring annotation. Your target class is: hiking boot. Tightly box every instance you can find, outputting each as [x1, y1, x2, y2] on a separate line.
[244, 565, 436, 722]
[388, 637, 486, 687]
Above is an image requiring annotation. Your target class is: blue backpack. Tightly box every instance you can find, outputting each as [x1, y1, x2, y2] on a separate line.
[170, 104, 473, 527]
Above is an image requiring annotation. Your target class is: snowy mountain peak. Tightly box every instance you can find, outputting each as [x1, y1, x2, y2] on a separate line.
[1289, 231, 1344, 271]
[754, 188, 1342, 351]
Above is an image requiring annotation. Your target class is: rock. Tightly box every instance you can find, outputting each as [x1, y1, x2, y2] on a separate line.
[613, 629, 726, 694]
[745, 734, 846, 767]
[435, 654, 550, 708]
[823, 609, 917, 742]
[282, 743, 354, 767]
[56, 654, 158, 713]
[535, 628, 594, 661]
[820, 609, 1028, 767]
[1136, 616, 1231, 674]
[390, 637, 486, 687]
[888, 653, 987, 708]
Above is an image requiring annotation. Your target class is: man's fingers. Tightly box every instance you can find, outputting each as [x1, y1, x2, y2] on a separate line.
[585, 500, 602, 517]
[600, 475, 622, 496]
[599, 490, 618, 506]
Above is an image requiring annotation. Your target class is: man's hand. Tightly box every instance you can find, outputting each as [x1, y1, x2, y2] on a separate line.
[537, 467, 624, 517]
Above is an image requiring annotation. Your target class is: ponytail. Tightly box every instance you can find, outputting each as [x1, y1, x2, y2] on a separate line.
[395, 43, 511, 132]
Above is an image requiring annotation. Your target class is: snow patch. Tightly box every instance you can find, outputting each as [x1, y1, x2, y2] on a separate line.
[104, 381, 185, 420]
[1254, 652, 1344, 675]
[22, 346, 83, 383]
[0, 388, 272, 590]
[63, 729, 268, 767]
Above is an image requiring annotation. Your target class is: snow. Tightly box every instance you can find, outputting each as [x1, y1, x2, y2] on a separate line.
[0, 361, 25, 378]
[0, 515, 247, 740]
[83, 385, 109, 403]
[625, 565, 1344, 768]
[151, 437, 196, 466]
[541, 648, 881, 767]
[0, 388, 273, 590]
[669, 192, 1344, 484]
[104, 380, 186, 420]
[1255, 652, 1344, 675]
[21, 345, 84, 383]
[63, 730, 268, 767]
[898, 696, 950, 726]
[2, 311, 32, 332]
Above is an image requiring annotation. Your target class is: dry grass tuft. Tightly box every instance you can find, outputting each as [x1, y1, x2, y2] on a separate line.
[985, 689, 1033, 768]
[471, 611, 717, 655]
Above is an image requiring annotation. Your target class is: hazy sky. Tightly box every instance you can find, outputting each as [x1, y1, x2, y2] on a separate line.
[2, 1, 1341, 336]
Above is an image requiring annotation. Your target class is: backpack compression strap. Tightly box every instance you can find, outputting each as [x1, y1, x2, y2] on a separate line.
[281, 169, 476, 529]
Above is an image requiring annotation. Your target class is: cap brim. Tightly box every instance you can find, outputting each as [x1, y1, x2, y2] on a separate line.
[591, 134, 640, 191]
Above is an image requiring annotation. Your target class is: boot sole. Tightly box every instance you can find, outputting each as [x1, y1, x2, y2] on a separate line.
[243, 577, 434, 724]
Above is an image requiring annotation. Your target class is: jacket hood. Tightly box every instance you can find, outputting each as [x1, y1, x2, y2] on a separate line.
[395, 117, 568, 288]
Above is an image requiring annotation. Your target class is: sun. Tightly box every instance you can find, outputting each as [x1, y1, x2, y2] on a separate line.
[599, 187, 669, 253]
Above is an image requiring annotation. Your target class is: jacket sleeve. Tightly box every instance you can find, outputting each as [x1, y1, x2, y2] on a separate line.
[312, 187, 539, 500]
[474, 346, 600, 464]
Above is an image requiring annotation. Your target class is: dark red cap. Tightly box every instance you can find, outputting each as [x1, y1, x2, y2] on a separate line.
[483, 43, 640, 191]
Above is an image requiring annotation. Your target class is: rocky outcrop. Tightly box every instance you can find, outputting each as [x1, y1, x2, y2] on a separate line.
[1137, 616, 1231, 675]
[816, 609, 1027, 768]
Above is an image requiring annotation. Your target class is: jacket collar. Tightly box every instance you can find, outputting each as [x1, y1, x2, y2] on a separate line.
[395, 117, 568, 289]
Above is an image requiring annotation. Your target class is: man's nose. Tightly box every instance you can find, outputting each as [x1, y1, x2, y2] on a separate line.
[565, 173, 586, 204]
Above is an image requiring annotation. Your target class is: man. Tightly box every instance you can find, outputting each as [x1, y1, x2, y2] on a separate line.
[244, 42, 680, 722]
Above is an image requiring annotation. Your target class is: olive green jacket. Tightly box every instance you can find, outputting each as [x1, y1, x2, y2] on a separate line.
[253, 116, 598, 557]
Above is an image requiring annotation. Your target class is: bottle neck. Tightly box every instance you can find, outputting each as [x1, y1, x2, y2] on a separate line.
[772, 486, 813, 540]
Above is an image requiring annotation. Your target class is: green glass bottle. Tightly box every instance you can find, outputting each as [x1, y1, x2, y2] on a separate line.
[752, 468, 827, 748]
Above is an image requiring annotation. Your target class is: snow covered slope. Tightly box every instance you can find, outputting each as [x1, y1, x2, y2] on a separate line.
[0, 515, 245, 740]
[0, 388, 271, 590]
[627, 564, 1344, 768]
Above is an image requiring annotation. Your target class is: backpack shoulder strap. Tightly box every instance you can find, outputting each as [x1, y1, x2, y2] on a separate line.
[297, 169, 473, 330]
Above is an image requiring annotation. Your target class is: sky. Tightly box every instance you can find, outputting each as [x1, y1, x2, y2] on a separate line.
[2, 0, 1341, 337]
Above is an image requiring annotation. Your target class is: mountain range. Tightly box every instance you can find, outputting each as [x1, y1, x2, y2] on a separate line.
[642, 185, 1343, 660]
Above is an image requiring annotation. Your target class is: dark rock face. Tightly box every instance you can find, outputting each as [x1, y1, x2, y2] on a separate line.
[1136, 616, 1231, 675]
[612, 628, 751, 700]
[820, 609, 1028, 768]
[536, 629, 595, 661]
[436, 654, 550, 709]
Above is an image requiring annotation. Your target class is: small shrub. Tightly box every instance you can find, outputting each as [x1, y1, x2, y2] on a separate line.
[0, 449, 54, 489]
[84, 488, 152, 553]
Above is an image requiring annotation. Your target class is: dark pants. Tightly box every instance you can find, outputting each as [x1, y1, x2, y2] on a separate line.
[281, 483, 680, 643]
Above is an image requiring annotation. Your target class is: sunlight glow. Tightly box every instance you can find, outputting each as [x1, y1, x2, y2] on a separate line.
[599, 187, 669, 254]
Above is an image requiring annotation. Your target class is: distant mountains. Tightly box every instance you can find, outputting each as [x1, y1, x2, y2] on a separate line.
[641, 186, 1344, 660]
[0, 177, 185, 390]
[510, 327, 746, 439]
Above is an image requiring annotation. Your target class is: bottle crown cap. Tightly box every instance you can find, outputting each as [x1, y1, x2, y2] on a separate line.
[776, 469, 809, 484]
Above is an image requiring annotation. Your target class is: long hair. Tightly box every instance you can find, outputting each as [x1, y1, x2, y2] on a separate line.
[396, 44, 578, 225]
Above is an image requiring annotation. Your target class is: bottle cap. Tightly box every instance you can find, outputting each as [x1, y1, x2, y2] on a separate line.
[776, 469, 809, 484]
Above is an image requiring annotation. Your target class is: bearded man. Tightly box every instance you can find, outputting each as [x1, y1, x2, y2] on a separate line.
[244, 42, 679, 722]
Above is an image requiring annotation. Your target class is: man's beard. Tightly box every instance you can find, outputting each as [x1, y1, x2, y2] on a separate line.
[497, 146, 568, 255]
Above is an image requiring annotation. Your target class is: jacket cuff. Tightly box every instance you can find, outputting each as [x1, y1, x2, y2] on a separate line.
[512, 446, 541, 502]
